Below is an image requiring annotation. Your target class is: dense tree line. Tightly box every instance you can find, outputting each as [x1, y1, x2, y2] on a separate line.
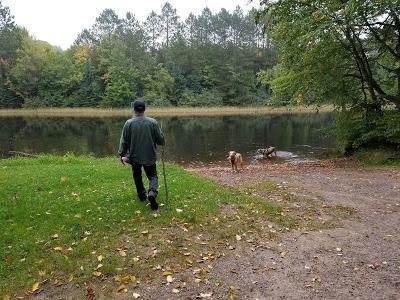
[257, 0, 400, 150]
[0, 1, 276, 108]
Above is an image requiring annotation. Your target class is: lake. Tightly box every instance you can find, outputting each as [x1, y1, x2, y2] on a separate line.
[0, 113, 337, 165]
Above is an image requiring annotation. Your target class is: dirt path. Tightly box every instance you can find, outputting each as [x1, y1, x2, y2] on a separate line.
[183, 159, 400, 299]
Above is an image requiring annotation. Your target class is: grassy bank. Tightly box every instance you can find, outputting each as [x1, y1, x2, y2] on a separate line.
[0, 105, 334, 118]
[0, 156, 283, 297]
[354, 148, 400, 165]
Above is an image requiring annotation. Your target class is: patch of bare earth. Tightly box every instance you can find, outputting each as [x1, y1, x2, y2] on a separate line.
[185, 158, 400, 299]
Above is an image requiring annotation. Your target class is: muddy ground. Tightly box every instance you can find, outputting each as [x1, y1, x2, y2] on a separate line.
[183, 158, 400, 300]
[34, 158, 400, 299]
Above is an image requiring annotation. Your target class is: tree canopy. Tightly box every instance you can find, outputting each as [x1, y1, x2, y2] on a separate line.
[257, 0, 400, 150]
[0, 1, 276, 108]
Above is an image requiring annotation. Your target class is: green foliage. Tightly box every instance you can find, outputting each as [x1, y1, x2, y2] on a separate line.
[335, 110, 400, 151]
[257, 0, 400, 149]
[179, 88, 223, 106]
[0, 1, 24, 108]
[354, 147, 400, 166]
[142, 64, 175, 106]
[0, 2, 277, 108]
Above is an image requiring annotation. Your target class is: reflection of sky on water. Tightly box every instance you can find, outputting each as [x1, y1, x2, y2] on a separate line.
[0, 113, 337, 164]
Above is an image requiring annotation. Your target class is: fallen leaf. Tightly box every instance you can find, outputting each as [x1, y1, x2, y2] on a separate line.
[132, 293, 140, 298]
[166, 275, 173, 283]
[163, 271, 173, 276]
[31, 282, 40, 292]
[114, 274, 136, 283]
[176, 209, 183, 213]
[53, 246, 63, 251]
[53, 279, 64, 286]
[172, 288, 180, 293]
[68, 274, 74, 282]
[51, 234, 59, 239]
[117, 284, 128, 293]
[97, 255, 103, 261]
[235, 235, 242, 241]
[92, 271, 102, 277]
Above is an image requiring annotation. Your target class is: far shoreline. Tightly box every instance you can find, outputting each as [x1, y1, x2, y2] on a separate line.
[0, 105, 334, 117]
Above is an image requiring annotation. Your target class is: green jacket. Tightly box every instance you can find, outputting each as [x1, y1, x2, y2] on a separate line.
[118, 113, 165, 165]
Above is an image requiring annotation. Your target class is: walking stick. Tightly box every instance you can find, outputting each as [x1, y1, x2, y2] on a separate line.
[161, 146, 169, 204]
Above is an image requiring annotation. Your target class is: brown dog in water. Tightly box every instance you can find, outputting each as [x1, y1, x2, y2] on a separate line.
[228, 151, 243, 172]
[257, 146, 277, 157]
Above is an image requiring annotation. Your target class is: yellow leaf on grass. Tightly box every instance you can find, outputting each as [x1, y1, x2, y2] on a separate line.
[93, 271, 102, 277]
[53, 246, 63, 251]
[97, 255, 103, 261]
[118, 249, 127, 257]
[31, 282, 40, 292]
[68, 274, 74, 282]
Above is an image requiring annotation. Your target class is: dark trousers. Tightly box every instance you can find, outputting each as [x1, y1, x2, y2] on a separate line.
[131, 163, 158, 197]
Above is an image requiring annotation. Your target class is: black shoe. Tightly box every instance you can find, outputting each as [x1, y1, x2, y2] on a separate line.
[138, 192, 147, 201]
[148, 191, 158, 210]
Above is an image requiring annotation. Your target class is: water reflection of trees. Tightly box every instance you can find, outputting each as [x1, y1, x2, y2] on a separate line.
[0, 113, 336, 161]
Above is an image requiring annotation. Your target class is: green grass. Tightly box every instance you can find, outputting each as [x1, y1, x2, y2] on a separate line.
[354, 148, 400, 165]
[0, 155, 282, 297]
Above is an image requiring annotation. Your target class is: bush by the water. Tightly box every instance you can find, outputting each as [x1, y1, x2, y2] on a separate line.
[336, 110, 400, 152]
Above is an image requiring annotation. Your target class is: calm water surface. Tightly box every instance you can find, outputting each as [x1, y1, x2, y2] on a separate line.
[0, 113, 337, 165]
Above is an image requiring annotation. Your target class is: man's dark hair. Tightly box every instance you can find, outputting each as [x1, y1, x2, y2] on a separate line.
[133, 100, 146, 113]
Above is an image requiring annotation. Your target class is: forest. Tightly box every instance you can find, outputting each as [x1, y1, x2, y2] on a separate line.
[0, 1, 276, 108]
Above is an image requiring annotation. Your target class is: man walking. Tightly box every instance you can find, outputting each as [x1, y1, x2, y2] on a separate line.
[118, 100, 165, 210]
